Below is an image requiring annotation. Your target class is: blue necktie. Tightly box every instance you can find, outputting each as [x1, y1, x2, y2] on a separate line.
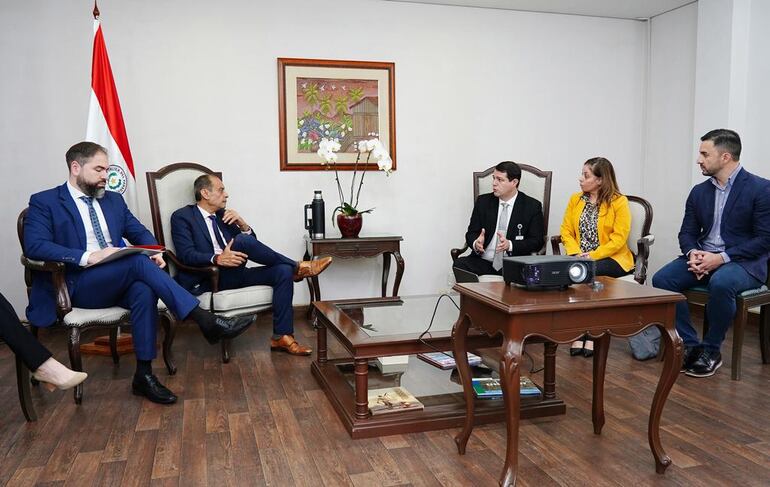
[80, 196, 108, 249]
[208, 215, 226, 250]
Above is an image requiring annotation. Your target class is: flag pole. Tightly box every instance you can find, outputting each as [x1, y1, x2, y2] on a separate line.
[80, 0, 137, 359]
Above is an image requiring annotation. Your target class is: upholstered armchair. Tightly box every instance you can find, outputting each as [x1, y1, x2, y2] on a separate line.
[550, 195, 655, 285]
[17, 209, 177, 404]
[146, 163, 273, 363]
[450, 163, 553, 282]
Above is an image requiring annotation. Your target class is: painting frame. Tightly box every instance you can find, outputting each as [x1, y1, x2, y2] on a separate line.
[278, 57, 396, 171]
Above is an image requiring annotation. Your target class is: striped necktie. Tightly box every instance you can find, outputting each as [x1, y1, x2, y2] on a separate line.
[80, 196, 108, 249]
[492, 203, 509, 271]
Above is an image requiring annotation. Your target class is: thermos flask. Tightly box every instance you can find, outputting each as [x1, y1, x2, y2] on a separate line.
[304, 190, 326, 239]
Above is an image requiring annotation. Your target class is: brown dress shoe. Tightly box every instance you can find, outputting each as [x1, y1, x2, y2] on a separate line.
[293, 256, 333, 282]
[270, 335, 313, 356]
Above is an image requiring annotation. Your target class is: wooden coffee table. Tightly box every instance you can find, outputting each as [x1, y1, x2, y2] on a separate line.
[451, 278, 685, 486]
[311, 294, 566, 438]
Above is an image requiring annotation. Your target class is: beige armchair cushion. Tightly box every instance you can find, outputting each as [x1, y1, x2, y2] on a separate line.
[197, 285, 273, 313]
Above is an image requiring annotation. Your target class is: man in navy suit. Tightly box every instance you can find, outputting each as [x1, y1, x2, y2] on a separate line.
[454, 161, 545, 276]
[170, 174, 332, 356]
[653, 129, 770, 378]
[24, 142, 255, 404]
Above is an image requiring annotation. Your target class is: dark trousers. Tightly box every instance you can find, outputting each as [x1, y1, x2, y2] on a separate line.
[213, 234, 297, 336]
[0, 292, 51, 371]
[652, 257, 761, 351]
[453, 253, 500, 276]
[71, 255, 200, 361]
[594, 257, 629, 278]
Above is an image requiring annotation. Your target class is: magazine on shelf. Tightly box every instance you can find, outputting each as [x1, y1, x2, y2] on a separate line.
[472, 376, 541, 399]
[367, 387, 424, 415]
[85, 245, 165, 267]
[416, 351, 482, 370]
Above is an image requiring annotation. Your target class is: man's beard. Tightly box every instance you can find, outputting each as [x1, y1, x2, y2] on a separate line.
[77, 175, 106, 198]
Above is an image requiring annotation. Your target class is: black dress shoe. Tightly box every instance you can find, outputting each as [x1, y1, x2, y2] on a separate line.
[200, 314, 255, 344]
[132, 373, 178, 404]
[680, 345, 700, 372]
[583, 338, 594, 358]
[570, 338, 585, 356]
[685, 349, 722, 378]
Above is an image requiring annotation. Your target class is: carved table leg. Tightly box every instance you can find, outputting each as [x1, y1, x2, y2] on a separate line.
[306, 255, 322, 320]
[499, 333, 524, 487]
[543, 341, 557, 400]
[452, 313, 474, 454]
[304, 248, 313, 319]
[592, 333, 611, 434]
[649, 323, 682, 474]
[382, 252, 391, 297]
[317, 317, 328, 364]
[392, 250, 405, 297]
[354, 358, 369, 420]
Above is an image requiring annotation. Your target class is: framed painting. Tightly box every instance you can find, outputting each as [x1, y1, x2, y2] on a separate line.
[278, 58, 396, 171]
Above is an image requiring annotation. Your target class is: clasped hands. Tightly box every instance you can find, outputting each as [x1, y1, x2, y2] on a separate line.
[687, 249, 724, 280]
[472, 228, 509, 254]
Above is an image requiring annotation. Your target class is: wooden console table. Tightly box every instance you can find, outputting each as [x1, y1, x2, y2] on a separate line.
[451, 278, 685, 486]
[303, 235, 405, 304]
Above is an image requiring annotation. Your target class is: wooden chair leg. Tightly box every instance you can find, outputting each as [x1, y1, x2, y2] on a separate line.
[760, 305, 770, 364]
[160, 314, 177, 375]
[29, 325, 40, 387]
[16, 356, 36, 422]
[68, 327, 84, 405]
[109, 327, 120, 365]
[221, 338, 231, 364]
[731, 304, 746, 381]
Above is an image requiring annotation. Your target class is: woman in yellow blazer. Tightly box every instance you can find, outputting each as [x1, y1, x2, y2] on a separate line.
[561, 157, 634, 357]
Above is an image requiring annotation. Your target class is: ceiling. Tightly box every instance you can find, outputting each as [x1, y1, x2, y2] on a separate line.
[384, 0, 696, 20]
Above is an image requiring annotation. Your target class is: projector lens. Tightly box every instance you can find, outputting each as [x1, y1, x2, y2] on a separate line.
[568, 262, 588, 283]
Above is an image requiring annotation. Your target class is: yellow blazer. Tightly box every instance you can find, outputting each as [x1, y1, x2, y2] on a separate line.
[559, 192, 634, 272]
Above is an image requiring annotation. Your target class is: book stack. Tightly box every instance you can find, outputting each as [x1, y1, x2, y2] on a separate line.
[471, 376, 541, 399]
[375, 355, 410, 374]
[416, 351, 482, 370]
[368, 387, 424, 415]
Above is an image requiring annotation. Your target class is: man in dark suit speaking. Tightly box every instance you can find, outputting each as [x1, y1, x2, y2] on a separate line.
[454, 161, 545, 276]
[170, 174, 331, 356]
[24, 142, 254, 404]
[653, 129, 770, 378]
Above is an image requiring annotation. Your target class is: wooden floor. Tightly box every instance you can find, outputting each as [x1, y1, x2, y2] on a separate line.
[1, 309, 769, 486]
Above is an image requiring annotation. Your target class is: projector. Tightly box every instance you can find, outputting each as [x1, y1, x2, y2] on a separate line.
[503, 255, 595, 289]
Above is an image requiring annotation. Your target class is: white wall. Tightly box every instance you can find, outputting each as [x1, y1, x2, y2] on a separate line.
[0, 0, 647, 313]
[643, 3, 698, 275]
[744, 0, 770, 179]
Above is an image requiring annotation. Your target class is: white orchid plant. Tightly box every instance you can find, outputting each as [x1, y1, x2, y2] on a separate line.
[317, 134, 393, 220]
